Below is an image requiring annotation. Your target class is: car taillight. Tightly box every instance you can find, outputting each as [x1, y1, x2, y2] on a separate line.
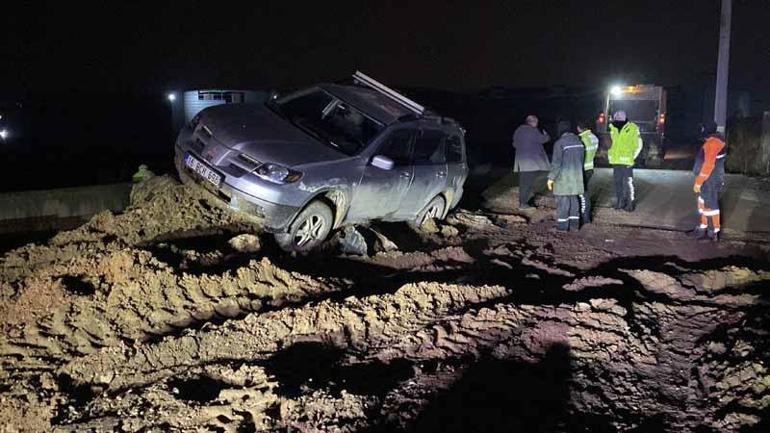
[597, 112, 606, 123]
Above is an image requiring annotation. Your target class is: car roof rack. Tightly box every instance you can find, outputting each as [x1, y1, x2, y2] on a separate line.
[352, 71, 425, 116]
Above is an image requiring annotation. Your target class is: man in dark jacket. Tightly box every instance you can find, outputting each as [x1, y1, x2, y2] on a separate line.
[547, 126, 585, 231]
[513, 115, 550, 210]
[689, 121, 727, 242]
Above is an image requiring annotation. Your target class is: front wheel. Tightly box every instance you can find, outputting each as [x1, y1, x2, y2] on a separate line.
[274, 200, 333, 253]
[415, 195, 446, 227]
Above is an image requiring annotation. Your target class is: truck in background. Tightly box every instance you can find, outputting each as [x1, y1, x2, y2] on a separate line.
[596, 84, 667, 168]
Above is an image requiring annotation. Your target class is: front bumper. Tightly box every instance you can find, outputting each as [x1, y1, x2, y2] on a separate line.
[174, 148, 299, 232]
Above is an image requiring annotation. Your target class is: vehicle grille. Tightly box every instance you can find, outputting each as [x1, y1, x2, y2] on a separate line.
[226, 164, 247, 177]
[190, 139, 205, 154]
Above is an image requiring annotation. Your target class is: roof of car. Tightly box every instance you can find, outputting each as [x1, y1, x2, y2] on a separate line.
[319, 83, 414, 125]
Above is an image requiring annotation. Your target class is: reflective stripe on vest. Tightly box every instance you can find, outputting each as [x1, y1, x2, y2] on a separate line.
[579, 130, 598, 170]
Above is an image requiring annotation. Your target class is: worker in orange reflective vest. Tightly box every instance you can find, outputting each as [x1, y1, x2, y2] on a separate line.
[689, 121, 727, 242]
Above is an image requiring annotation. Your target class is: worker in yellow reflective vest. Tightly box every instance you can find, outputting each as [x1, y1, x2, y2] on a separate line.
[608, 111, 642, 212]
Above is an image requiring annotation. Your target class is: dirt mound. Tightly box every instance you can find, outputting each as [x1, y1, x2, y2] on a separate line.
[1, 175, 769, 432]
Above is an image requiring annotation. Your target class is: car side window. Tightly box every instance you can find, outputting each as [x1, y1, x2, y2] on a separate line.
[446, 135, 463, 163]
[413, 129, 446, 165]
[377, 129, 414, 166]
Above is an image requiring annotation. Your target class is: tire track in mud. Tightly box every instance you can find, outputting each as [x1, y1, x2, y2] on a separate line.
[0, 251, 342, 372]
[56, 264, 770, 432]
[60, 282, 510, 391]
[5, 232, 770, 432]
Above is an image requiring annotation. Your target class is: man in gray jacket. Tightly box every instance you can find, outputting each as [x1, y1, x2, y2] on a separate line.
[547, 126, 585, 231]
[513, 115, 550, 210]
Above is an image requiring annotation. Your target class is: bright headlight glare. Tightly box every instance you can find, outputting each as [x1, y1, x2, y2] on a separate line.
[255, 163, 302, 184]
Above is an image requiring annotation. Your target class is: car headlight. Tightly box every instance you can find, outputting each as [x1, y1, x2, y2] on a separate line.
[255, 163, 303, 184]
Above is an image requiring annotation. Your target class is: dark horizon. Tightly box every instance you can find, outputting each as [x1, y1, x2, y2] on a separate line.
[3, 1, 769, 109]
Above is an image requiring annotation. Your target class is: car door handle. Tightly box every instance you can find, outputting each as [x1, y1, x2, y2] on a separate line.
[436, 171, 447, 177]
[400, 171, 412, 178]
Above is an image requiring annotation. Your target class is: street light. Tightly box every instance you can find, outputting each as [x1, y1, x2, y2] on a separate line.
[610, 85, 623, 96]
[0, 129, 8, 140]
[167, 92, 177, 102]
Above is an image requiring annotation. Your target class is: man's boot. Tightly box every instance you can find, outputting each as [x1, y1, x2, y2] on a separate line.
[699, 229, 720, 243]
[687, 226, 707, 239]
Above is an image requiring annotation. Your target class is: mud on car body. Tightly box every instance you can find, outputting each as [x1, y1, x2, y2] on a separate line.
[174, 72, 468, 251]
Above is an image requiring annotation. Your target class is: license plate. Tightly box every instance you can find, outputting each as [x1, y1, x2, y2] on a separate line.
[185, 154, 222, 187]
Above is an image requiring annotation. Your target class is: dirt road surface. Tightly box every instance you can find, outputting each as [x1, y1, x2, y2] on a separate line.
[1, 175, 769, 432]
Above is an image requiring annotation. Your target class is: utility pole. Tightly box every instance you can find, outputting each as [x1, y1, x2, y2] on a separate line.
[714, 0, 732, 133]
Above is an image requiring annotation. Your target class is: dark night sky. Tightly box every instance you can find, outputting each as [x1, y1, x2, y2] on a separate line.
[2, 1, 769, 101]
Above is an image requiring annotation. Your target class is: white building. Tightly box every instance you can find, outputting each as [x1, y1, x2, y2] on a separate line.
[170, 89, 267, 131]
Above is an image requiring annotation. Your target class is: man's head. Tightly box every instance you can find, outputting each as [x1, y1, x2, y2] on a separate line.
[576, 121, 590, 133]
[525, 115, 539, 127]
[557, 120, 572, 137]
[612, 111, 627, 122]
[700, 120, 718, 137]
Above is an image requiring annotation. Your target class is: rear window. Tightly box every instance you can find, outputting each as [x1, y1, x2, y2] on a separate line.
[413, 129, 446, 165]
[446, 135, 463, 163]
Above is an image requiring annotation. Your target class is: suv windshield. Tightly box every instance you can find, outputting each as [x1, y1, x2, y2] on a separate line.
[270, 88, 384, 156]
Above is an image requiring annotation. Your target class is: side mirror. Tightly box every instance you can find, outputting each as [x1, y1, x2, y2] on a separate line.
[371, 155, 394, 171]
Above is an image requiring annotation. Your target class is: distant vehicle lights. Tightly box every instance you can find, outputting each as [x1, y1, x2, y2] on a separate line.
[167, 93, 177, 102]
[610, 84, 644, 96]
[0, 129, 8, 140]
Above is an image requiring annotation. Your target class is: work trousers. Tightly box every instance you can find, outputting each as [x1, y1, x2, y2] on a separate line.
[580, 169, 593, 223]
[556, 195, 580, 231]
[518, 171, 546, 207]
[612, 165, 635, 211]
[697, 181, 722, 233]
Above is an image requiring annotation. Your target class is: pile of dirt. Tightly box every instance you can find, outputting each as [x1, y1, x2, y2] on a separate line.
[1, 175, 769, 432]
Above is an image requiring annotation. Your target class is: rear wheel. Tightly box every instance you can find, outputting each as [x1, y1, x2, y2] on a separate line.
[274, 200, 333, 253]
[416, 195, 446, 227]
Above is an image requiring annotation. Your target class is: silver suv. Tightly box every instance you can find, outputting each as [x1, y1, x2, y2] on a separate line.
[174, 72, 468, 252]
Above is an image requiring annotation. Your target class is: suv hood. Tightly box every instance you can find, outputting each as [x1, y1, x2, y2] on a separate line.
[198, 103, 347, 167]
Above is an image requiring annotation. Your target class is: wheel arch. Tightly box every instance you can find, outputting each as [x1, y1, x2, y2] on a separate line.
[438, 189, 456, 218]
[291, 188, 349, 231]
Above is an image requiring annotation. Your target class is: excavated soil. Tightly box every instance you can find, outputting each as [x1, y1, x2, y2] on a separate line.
[1, 175, 769, 432]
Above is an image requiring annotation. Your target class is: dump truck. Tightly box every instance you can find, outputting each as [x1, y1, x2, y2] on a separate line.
[595, 84, 667, 168]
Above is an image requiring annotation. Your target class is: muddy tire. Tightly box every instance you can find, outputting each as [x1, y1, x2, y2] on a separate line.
[274, 200, 333, 253]
[416, 195, 446, 227]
